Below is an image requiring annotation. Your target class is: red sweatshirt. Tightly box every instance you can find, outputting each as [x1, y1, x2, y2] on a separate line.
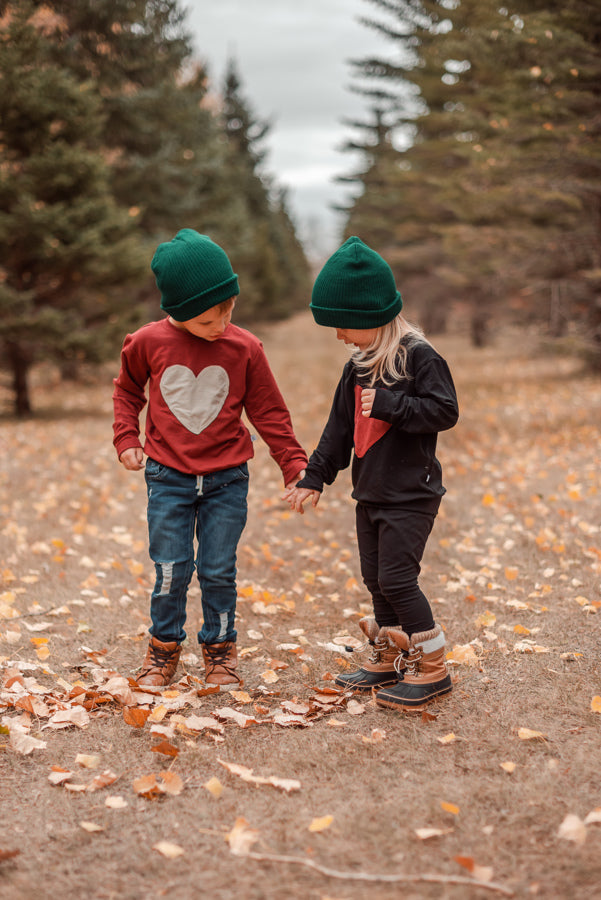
[112, 319, 307, 483]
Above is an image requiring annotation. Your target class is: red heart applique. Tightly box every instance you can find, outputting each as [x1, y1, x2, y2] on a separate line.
[354, 384, 391, 458]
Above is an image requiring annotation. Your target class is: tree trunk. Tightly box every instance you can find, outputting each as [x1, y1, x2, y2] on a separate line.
[5, 340, 32, 417]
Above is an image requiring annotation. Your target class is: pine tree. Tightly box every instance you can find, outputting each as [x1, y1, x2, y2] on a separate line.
[345, 0, 601, 355]
[0, 3, 146, 415]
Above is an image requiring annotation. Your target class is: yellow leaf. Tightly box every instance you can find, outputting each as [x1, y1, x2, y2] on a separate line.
[517, 727, 547, 741]
[504, 567, 518, 580]
[591, 696, 601, 713]
[481, 493, 495, 507]
[437, 733, 458, 745]
[308, 815, 333, 833]
[203, 776, 224, 798]
[514, 624, 531, 635]
[441, 802, 460, 815]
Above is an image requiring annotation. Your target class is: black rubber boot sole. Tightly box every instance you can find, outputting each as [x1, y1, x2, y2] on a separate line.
[375, 675, 452, 710]
[335, 668, 399, 691]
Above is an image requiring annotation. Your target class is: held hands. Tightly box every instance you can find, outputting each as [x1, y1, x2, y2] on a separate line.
[283, 469, 320, 515]
[283, 486, 320, 515]
[119, 447, 144, 471]
[361, 388, 375, 417]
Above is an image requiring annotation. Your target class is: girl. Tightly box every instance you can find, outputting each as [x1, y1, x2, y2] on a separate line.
[285, 236, 459, 711]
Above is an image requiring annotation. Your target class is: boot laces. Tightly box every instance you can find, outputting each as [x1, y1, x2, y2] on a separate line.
[204, 643, 235, 672]
[142, 642, 176, 673]
[404, 646, 422, 677]
[366, 636, 388, 664]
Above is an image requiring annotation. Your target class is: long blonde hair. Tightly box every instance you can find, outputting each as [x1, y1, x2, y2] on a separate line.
[353, 313, 428, 387]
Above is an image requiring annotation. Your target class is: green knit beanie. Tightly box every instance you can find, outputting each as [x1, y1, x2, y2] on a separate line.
[310, 236, 402, 328]
[152, 229, 239, 322]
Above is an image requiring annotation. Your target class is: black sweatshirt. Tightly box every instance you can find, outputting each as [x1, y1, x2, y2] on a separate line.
[297, 339, 459, 511]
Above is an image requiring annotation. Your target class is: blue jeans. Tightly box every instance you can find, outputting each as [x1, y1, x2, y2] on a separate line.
[144, 459, 249, 645]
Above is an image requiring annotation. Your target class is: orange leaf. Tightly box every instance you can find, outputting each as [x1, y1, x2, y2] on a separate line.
[151, 740, 179, 758]
[123, 707, 150, 728]
[454, 855, 475, 873]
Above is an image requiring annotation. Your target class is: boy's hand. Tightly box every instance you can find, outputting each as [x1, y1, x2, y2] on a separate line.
[361, 389, 375, 417]
[283, 486, 320, 515]
[119, 447, 144, 470]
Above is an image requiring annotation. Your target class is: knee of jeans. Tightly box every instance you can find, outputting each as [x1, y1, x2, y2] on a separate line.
[155, 560, 193, 596]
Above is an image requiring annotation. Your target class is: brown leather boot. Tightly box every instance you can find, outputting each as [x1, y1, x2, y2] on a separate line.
[201, 640, 240, 685]
[375, 624, 452, 711]
[334, 616, 403, 691]
[137, 636, 181, 688]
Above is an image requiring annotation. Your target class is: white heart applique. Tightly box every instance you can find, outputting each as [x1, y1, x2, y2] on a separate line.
[160, 364, 229, 434]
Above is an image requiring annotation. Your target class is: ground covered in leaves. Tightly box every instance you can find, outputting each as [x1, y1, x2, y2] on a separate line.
[1, 313, 600, 900]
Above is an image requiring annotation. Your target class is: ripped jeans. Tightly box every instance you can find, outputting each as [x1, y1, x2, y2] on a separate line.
[145, 458, 248, 646]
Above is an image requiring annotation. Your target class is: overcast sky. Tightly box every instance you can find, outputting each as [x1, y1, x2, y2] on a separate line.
[185, 1, 393, 260]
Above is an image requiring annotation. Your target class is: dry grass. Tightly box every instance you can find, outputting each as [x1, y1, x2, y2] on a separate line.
[1, 312, 600, 899]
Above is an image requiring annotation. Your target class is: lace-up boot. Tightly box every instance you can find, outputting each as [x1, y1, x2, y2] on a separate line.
[334, 616, 403, 691]
[137, 636, 181, 688]
[201, 640, 240, 685]
[375, 624, 452, 711]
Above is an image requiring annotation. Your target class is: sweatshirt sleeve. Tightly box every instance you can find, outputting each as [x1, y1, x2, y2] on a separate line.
[243, 342, 308, 485]
[112, 332, 149, 458]
[296, 364, 355, 492]
[370, 344, 459, 434]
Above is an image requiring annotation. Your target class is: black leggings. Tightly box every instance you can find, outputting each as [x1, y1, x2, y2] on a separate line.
[355, 502, 438, 637]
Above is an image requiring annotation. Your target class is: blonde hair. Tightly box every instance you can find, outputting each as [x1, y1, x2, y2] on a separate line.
[353, 313, 428, 387]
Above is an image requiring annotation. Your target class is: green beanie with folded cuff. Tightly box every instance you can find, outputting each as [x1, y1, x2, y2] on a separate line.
[152, 228, 239, 322]
[310, 235, 402, 329]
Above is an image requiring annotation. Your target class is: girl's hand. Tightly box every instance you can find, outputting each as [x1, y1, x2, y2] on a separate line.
[283, 486, 320, 514]
[361, 388, 375, 417]
[119, 447, 144, 470]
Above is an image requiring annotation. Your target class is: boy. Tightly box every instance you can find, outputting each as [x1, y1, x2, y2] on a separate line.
[113, 229, 307, 687]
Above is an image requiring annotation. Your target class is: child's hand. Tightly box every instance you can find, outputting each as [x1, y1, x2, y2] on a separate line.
[119, 447, 144, 470]
[283, 486, 320, 515]
[361, 388, 375, 417]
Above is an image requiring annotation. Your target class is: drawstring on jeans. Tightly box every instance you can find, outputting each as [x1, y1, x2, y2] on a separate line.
[196, 475, 204, 496]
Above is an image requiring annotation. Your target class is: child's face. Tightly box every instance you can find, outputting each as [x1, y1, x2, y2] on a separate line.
[335, 327, 378, 350]
[174, 300, 235, 341]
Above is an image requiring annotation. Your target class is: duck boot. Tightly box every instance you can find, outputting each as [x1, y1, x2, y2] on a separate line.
[334, 616, 403, 691]
[375, 624, 452, 712]
[201, 640, 240, 685]
[137, 636, 181, 688]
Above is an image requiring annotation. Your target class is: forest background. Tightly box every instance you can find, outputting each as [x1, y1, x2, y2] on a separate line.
[0, 0, 600, 417]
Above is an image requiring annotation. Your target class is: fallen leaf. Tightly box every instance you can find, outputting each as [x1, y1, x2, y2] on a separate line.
[105, 796, 128, 809]
[79, 821, 104, 833]
[218, 759, 301, 793]
[415, 827, 454, 840]
[441, 802, 460, 816]
[226, 817, 260, 856]
[75, 753, 100, 769]
[500, 761, 517, 774]
[153, 841, 184, 859]
[557, 813, 586, 845]
[151, 740, 179, 758]
[48, 766, 73, 785]
[10, 729, 47, 755]
[591, 696, 601, 714]
[308, 815, 333, 833]
[203, 776, 224, 798]
[123, 707, 150, 728]
[517, 727, 547, 741]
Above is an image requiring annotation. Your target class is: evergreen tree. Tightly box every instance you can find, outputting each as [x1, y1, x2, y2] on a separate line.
[0, 3, 146, 415]
[210, 59, 310, 323]
[345, 0, 601, 355]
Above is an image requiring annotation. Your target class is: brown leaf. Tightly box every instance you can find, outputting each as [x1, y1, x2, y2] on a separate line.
[123, 707, 150, 728]
[151, 740, 179, 758]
